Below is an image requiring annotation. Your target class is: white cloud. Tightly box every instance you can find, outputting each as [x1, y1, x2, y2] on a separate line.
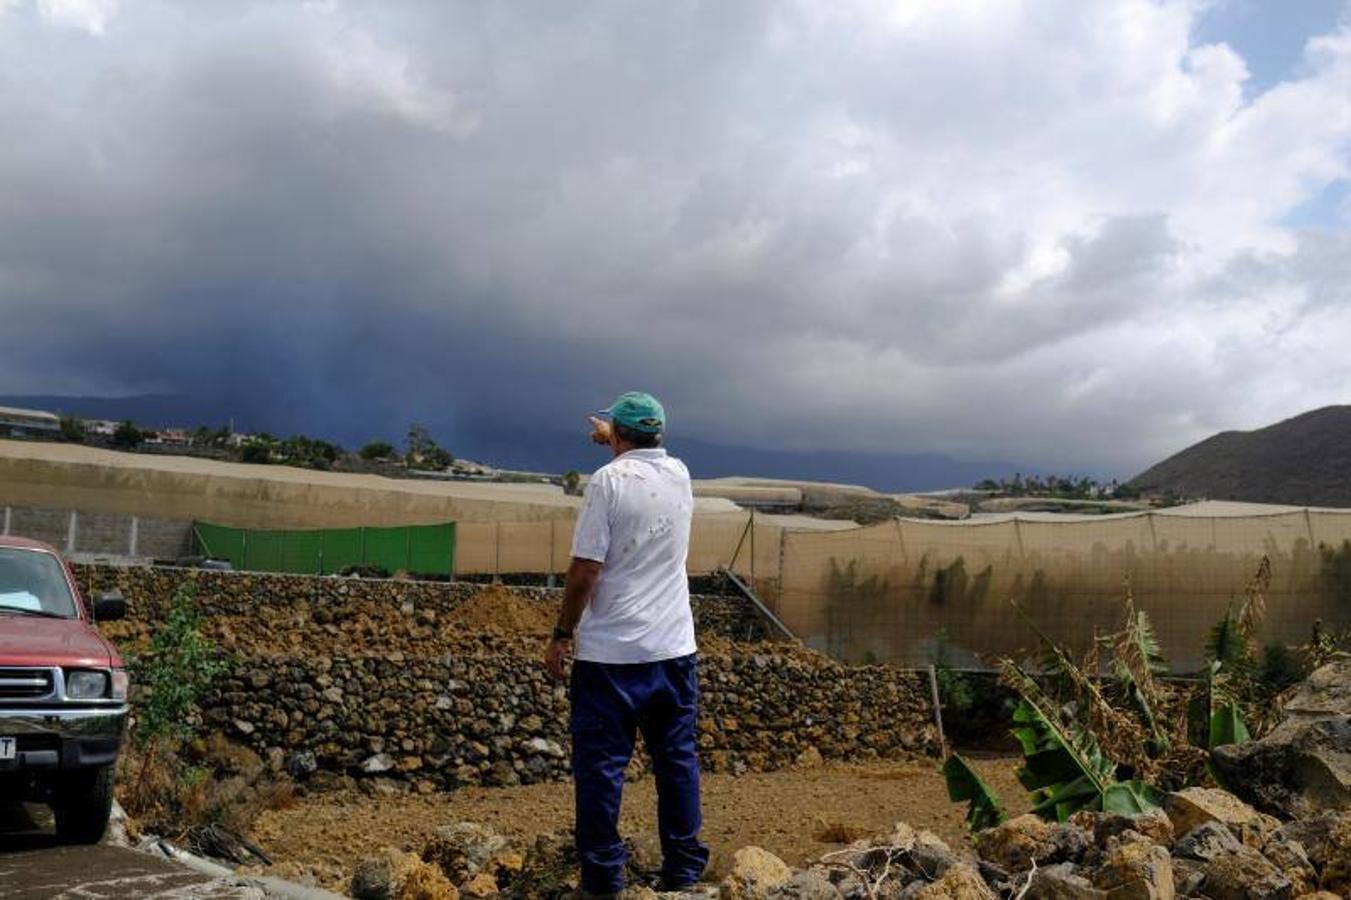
[35, 0, 117, 35]
[315, 19, 479, 137]
[0, 0, 1347, 474]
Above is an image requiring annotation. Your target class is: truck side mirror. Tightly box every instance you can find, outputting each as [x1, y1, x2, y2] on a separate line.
[94, 589, 127, 622]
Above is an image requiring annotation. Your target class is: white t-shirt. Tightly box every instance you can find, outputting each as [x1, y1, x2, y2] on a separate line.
[570, 448, 697, 664]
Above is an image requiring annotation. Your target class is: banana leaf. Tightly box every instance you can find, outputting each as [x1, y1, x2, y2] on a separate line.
[1102, 780, 1166, 815]
[1209, 701, 1250, 748]
[1188, 661, 1251, 750]
[1206, 605, 1245, 670]
[1113, 603, 1170, 755]
[942, 753, 1007, 832]
[1006, 667, 1116, 819]
[1004, 663, 1163, 821]
[1187, 660, 1221, 748]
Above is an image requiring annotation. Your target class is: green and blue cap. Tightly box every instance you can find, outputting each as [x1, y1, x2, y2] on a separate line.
[600, 391, 666, 434]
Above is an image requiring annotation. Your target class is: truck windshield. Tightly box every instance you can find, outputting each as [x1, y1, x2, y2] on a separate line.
[0, 549, 78, 619]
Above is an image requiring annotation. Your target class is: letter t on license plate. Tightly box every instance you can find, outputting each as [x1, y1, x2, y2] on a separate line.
[0, 737, 14, 760]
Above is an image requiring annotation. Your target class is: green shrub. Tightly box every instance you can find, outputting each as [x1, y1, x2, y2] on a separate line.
[1258, 642, 1308, 693]
[133, 581, 228, 747]
[932, 628, 976, 714]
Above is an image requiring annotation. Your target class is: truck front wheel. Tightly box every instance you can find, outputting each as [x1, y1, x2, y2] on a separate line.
[53, 765, 114, 844]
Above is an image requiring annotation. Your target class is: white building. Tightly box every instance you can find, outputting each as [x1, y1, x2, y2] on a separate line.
[0, 405, 61, 437]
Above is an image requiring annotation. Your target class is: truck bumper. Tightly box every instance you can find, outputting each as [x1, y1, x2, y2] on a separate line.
[0, 706, 128, 771]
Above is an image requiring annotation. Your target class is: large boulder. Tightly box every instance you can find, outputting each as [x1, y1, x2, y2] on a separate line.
[1199, 846, 1292, 900]
[510, 831, 579, 900]
[1090, 839, 1174, 900]
[1163, 788, 1277, 848]
[1210, 658, 1351, 819]
[721, 847, 793, 900]
[1070, 811, 1174, 850]
[421, 822, 510, 885]
[911, 864, 995, 900]
[1270, 810, 1351, 871]
[1171, 822, 1241, 862]
[1316, 814, 1351, 896]
[774, 869, 837, 900]
[352, 848, 460, 900]
[973, 814, 1089, 871]
[1028, 862, 1107, 900]
[1258, 836, 1317, 897]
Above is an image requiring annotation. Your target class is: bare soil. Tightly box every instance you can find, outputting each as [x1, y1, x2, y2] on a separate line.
[248, 755, 1027, 892]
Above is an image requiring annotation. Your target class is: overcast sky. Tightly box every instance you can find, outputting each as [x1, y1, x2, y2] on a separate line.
[1, 0, 1348, 477]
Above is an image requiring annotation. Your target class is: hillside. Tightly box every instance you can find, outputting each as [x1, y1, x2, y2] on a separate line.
[0, 393, 1037, 492]
[1128, 405, 1351, 506]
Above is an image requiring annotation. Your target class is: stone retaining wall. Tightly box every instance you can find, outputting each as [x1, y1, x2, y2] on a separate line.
[78, 565, 938, 787]
[209, 647, 937, 788]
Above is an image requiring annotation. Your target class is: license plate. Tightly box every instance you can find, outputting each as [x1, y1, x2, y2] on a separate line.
[0, 737, 14, 761]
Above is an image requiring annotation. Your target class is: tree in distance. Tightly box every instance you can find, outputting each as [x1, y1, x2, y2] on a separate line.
[563, 469, 582, 495]
[405, 423, 454, 470]
[111, 420, 143, 449]
[360, 440, 397, 461]
[59, 416, 84, 443]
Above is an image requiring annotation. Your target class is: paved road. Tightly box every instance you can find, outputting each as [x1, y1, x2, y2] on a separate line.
[0, 803, 262, 899]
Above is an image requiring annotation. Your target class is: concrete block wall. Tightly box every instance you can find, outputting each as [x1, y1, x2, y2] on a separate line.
[1, 504, 193, 560]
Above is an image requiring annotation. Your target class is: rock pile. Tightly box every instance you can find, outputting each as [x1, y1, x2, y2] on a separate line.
[758, 787, 1348, 900]
[1211, 657, 1351, 820]
[345, 787, 1349, 899]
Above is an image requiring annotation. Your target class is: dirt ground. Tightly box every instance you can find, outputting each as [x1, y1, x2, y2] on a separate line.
[250, 754, 1027, 891]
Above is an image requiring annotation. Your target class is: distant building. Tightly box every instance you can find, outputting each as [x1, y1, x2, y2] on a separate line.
[0, 405, 61, 438]
[83, 419, 120, 437]
[146, 428, 191, 447]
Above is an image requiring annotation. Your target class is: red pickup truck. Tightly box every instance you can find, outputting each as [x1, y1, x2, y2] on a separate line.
[0, 536, 129, 843]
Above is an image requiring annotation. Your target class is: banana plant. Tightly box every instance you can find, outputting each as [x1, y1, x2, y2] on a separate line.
[942, 753, 1007, 832]
[1187, 660, 1251, 750]
[1003, 662, 1163, 821]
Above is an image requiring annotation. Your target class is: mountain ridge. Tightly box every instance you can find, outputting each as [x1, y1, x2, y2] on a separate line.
[1128, 405, 1351, 507]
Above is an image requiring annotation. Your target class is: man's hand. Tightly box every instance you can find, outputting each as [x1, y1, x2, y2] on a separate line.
[548, 558, 600, 681]
[588, 416, 613, 445]
[545, 637, 572, 682]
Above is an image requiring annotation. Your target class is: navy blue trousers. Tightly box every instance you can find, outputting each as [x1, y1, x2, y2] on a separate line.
[570, 654, 709, 894]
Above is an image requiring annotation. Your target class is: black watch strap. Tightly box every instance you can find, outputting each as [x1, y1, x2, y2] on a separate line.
[552, 626, 573, 642]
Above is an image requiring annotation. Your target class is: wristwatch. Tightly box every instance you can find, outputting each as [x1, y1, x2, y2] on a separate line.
[552, 626, 573, 642]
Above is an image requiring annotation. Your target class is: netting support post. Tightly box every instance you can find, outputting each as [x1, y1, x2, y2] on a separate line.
[927, 664, 948, 756]
[749, 509, 756, 593]
[547, 520, 557, 588]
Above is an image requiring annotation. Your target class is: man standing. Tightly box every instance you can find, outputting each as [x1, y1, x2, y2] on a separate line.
[544, 391, 709, 896]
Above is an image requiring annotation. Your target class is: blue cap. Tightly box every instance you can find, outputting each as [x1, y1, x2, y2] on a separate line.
[601, 392, 666, 434]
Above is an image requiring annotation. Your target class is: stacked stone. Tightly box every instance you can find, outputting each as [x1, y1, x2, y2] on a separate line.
[83, 564, 935, 787]
[206, 644, 937, 789]
[697, 648, 935, 771]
